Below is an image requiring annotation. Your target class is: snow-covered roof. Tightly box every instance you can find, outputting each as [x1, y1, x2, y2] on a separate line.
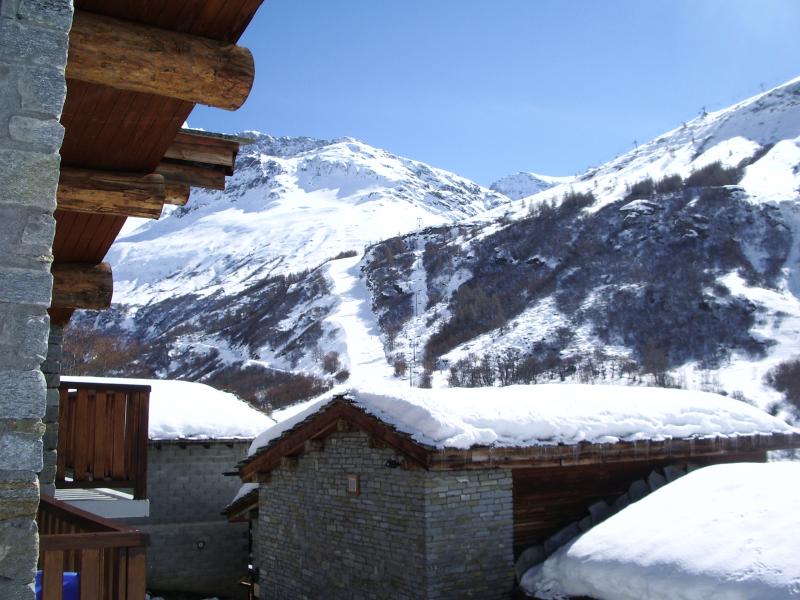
[523, 461, 800, 600]
[61, 376, 275, 441]
[248, 384, 796, 458]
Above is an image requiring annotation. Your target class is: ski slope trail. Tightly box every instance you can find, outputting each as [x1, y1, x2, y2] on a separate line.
[324, 255, 396, 387]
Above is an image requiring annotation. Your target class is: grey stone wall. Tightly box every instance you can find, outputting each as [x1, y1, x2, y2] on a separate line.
[0, 1, 71, 599]
[425, 470, 514, 599]
[39, 324, 62, 496]
[125, 440, 251, 598]
[257, 429, 427, 600]
[255, 429, 515, 600]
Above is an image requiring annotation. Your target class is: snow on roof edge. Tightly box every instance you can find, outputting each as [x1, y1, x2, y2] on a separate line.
[61, 376, 275, 441]
[244, 384, 798, 463]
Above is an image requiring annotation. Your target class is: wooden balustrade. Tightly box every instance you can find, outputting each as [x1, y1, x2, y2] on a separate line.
[38, 495, 148, 600]
[57, 381, 150, 499]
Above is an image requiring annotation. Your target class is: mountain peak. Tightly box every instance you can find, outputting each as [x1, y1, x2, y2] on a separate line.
[490, 171, 574, 200]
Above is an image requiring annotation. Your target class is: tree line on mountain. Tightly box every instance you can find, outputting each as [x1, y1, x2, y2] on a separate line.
[412, 152, 788, 390]
[444, 346, 672, 389]
[766, 358, 800, 415]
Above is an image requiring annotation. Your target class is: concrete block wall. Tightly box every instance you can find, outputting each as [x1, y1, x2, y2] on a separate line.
[0, 1, 71, 598]
[125, 440, 251, 598]
[256, 429, 516, 600]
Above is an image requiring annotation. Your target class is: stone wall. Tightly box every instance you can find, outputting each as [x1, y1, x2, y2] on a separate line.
[125, 440, 251, 598]
[0, 1, 71, 598]
[39, 324, 62, 496]
[425, 470, 514, 599]
[257, 429, 428, 600]
[255, 429, 515, 600]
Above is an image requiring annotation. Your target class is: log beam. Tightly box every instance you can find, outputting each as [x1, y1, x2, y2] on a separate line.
[156, 161, 227, 191]
[164, 135, 238, 172]
[57, 168, 165, 219]
[165, 183, 191, 206]
[51, 263, 113, 311]
[66, 10, 255, 111]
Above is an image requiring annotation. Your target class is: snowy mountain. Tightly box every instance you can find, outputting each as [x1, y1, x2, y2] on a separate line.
[110, 134, 509, 305]
[490, 172, 573, 200]
[370, 75, 800, 415]
[75, 76, 800, 416]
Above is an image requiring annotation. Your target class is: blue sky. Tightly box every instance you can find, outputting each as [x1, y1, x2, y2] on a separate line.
[190, 0, 800, 186]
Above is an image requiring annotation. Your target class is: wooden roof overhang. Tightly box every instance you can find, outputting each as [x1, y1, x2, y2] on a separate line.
[51, 0, 264, 326]
[223, 487, 259, 523]
[238, 395, 800, 483]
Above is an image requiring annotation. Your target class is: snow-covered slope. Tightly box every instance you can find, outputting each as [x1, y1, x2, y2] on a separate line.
[490, 172, 573, 200]
[361, 76, 800, 415]
[497, 75, 800, 217]
[110, 135, 509, 305]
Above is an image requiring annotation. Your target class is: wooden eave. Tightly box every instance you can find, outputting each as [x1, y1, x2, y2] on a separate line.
[51, 0, 264, 326]
[223, 488, 259, 523]
[239, 396, 800, 480]
[238, 398, 434, 481]
[426, 431, 800, 471]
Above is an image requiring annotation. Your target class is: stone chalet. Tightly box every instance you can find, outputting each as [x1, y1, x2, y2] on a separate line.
[225, 385, 800, 600]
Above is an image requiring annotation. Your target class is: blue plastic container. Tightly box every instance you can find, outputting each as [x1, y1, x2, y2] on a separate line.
[35, 570, 80, 600]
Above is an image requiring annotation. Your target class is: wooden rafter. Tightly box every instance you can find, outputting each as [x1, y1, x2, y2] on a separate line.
[156, 160, 228, 191]
[67, 10, 255, 111]
[57, 168, 166, 219]
[164, 183, 191, 206]
[51, 262, 113, 310]
[164, 132, 240, 172]
[427, 431, 800, 470]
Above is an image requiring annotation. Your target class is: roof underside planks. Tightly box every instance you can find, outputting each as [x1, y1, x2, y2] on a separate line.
[51, 0, 264, 325]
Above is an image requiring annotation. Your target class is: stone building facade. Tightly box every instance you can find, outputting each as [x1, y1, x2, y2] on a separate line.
[256, 429, 514, 600]
[125, 440, 252, 598]
[0, 1, 71, 598]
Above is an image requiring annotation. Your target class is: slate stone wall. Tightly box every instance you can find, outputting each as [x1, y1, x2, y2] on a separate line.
[39, 324, 62, 496]
[425, 470, 514, 599]
[124, 440, 251, 599]
[255, 429, 516, 600]
[0, 1, 71, 598]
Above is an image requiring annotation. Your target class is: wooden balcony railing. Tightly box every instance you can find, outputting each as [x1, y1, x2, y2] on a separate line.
[37, 494, 148, 600]
[57, 380, 150, 499]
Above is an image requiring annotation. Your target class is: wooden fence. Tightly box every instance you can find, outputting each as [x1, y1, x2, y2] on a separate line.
[38, 494, 148, 600]
[56, 381, 150, 499]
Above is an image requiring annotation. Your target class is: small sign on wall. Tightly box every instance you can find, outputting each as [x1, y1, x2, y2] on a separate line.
[346, 474, 360, 496]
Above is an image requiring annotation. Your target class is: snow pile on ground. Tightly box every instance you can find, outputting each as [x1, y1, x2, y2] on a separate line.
[523, 462, 800, 600]
[248, 384, 795, 456]
[61, 376, 274, 440]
